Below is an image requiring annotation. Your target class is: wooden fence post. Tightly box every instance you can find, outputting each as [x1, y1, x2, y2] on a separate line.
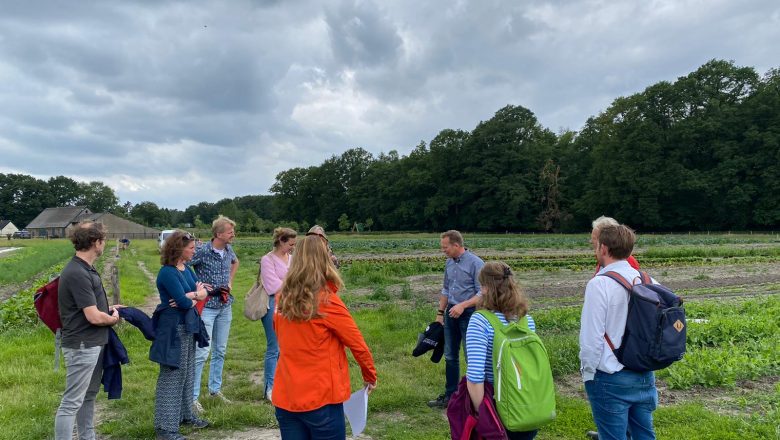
[111, 265, 120, 305]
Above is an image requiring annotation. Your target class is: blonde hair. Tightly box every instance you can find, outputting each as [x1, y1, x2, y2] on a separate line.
[212, 215, 236, 237]
[277, 234, 343, 321]
[591, 215, 619, 231]
[478, 261, 528, 320]
[273, 227, 297, 248]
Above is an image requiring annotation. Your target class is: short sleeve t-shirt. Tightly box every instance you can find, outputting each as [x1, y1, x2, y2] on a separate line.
[58, 256, 109, 348]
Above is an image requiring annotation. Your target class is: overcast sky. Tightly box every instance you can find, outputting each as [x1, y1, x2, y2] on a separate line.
[1, 0, 778, 210]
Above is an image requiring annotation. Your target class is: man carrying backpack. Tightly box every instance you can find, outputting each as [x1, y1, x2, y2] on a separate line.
[55, 221, 123, 440]
[579, 224, 658, 440]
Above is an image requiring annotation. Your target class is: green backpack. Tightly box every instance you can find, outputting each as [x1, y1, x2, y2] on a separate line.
[477, 310, 556, 432]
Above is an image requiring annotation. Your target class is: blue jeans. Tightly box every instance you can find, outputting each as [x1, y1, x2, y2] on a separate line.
[444, 304, 475, 397]
[194, 304, 233, 399]
[585, 369, 657, 440]
[54, 344, 104, 440]
[260, 295, 279, 393]
[275, 403, 345, 440]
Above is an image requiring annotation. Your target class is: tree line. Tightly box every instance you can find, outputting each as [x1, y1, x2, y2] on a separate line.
[0, 175, 118, 227]
[269, 60, 780, 232]
[2, 60, 778, 233]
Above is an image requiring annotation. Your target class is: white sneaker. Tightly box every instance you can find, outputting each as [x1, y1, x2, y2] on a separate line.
[192, 400, 204, 414]
[265, 388, 272, 401]
[209, 391, 233, 404]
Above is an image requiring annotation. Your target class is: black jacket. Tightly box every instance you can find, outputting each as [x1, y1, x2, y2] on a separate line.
[149, 305, 209, 368]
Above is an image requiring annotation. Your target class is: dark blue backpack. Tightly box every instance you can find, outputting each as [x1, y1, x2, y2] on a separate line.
[599, 271, 686, 371]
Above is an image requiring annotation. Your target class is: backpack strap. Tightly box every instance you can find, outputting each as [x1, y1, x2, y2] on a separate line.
[476, 309, 501, 330]
[597, 271, 632, 351]
[598, 271, 632, 291]
[638, 271, 652, 285]
[476, 310, 528, 331]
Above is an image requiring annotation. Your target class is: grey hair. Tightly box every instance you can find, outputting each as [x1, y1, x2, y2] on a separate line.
[591, 215, 619, 230]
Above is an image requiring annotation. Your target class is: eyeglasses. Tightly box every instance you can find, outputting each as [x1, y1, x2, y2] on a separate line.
[182, 232, 195, 241]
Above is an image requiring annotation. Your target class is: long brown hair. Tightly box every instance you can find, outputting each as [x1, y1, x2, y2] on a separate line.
[160, 231, 194, 266]
[277, 234, 343, 321]
[478, 261, 528, 320]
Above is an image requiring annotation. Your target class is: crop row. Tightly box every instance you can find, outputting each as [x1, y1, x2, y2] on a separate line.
[659, 295, 780, 389]
[234, 233, 780, 254]
[339, 255, 780, 272]
[0, 242, 73, 286]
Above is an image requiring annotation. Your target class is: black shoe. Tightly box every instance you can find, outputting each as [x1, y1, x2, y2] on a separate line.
[427, 394, 449, 408]
[155, 429, 186, 440]
[585, 431, 599, 440]
[182, 417, 209, 428]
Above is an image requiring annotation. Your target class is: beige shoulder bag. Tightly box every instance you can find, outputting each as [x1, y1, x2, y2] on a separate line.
[244, 261, 269, 321]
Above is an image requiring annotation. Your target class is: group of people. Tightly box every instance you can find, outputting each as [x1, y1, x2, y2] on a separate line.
[428, 221, 657, 440]
[53, 215, 656, 440]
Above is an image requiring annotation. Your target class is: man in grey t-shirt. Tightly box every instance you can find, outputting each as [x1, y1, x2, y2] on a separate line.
[54, 221, 122, 440]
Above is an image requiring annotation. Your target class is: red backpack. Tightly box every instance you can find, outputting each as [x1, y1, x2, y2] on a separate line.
[34, 276, 62, 333]
[34, 276, 63, 370]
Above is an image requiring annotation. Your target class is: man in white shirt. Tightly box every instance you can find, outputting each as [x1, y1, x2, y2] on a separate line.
[579, 224, 657, 440]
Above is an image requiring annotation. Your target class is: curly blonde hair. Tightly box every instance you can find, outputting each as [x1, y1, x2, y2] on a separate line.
[478, 261, 528, 320]
[277, 234, 343, 321]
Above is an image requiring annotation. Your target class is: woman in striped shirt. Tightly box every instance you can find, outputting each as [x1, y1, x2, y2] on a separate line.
[465, 261, 538, 440]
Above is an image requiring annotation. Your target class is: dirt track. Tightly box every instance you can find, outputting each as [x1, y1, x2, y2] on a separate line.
[397, 260, 780, 308]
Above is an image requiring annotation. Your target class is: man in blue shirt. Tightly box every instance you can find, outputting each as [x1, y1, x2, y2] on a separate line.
[428, 230, 484, 408]
[189, 216, 239, 413]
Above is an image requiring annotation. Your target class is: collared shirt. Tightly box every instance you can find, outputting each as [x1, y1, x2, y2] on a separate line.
[441, 250, 484, 305]
[579, 260, 645, 382]
[58, 255, 109, 348]
[189, 240, 237, 308]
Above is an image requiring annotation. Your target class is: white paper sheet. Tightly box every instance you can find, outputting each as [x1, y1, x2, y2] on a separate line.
[343, 386, 369, 437]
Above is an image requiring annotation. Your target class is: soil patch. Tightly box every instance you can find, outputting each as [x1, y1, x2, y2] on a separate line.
[367, 261, 780, 311]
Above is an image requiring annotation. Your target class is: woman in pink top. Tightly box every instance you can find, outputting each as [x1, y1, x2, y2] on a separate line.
[259, 227, 297, 401]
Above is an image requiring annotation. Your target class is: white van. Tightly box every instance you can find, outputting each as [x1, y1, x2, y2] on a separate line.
[158, 229, 176, 251]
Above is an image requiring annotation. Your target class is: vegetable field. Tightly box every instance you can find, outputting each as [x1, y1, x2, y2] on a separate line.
[0, 233, 778, 439]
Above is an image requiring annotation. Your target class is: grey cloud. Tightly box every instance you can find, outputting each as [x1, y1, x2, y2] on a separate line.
[0, 0, 778, 209]
[325, 0, 403, 68]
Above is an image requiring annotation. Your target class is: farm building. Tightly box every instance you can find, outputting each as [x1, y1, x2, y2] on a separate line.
[25, 206, 93, 238]
[25, 207, 159, 239]
[0, 220, 19, 237]
[84, 212, 160, 239]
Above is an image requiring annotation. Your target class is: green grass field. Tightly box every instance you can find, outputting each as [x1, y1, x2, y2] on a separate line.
[0, 234, 778, 439]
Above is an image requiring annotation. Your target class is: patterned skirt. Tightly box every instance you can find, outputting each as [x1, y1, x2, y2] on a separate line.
[154, 324, 196, 431]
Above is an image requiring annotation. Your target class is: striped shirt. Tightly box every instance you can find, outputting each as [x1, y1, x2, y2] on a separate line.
[465, 311, 536, 384]
[189, 240, 237, 308]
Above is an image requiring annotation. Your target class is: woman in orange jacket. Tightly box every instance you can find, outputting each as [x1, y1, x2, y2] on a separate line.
[273, 234, 377, 439]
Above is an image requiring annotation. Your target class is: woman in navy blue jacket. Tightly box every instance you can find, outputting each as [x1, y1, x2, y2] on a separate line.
[151, 231, 210, 440]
